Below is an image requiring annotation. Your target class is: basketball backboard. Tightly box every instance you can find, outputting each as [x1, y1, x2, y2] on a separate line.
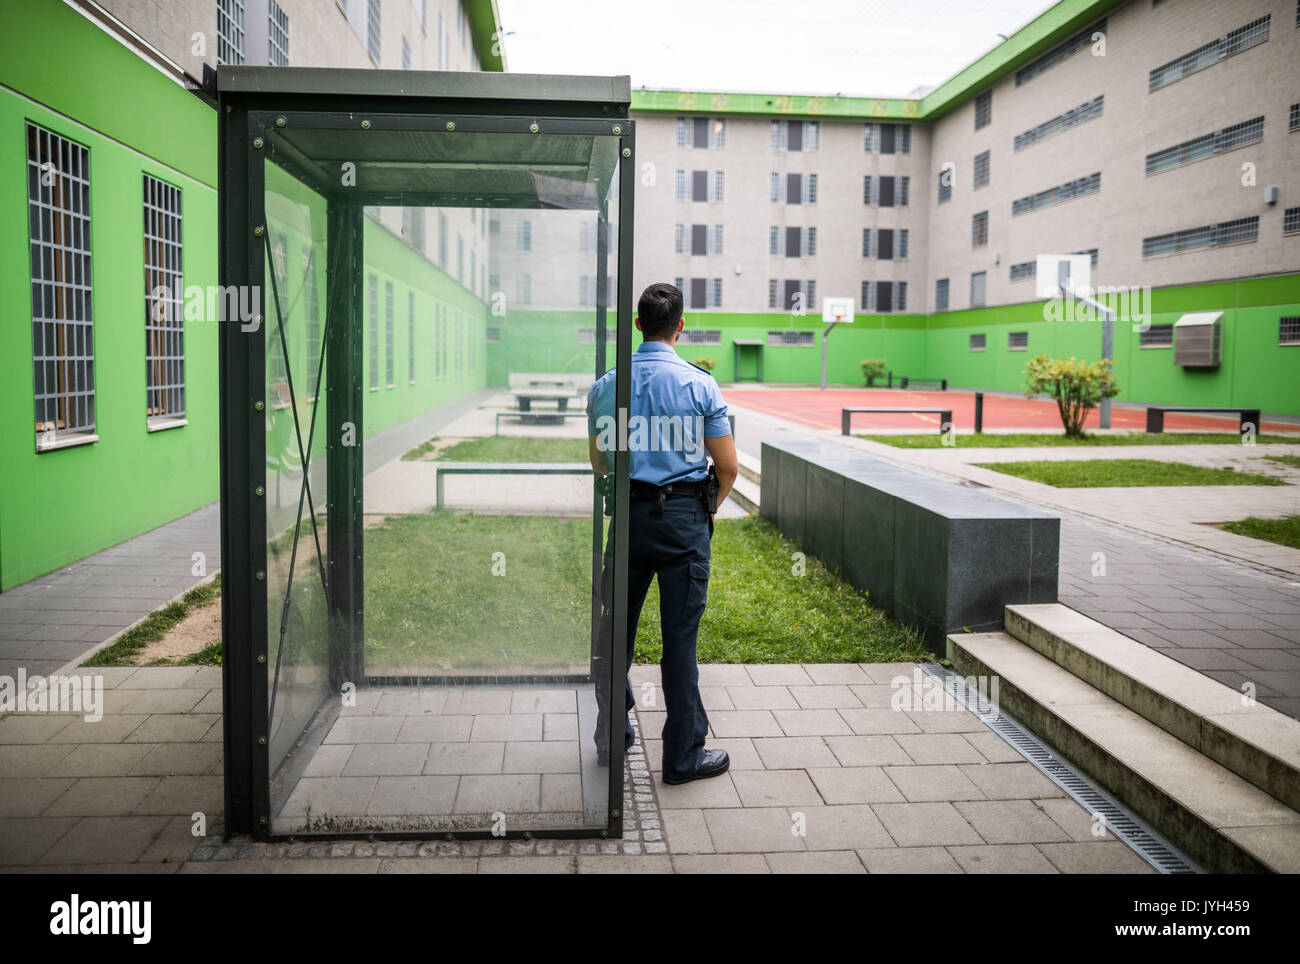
[822, 296, 854, 323]
[1035, 253, 1092, 300]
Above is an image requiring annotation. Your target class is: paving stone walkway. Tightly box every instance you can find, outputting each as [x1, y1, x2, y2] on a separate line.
[0, 664, 1154, 873]
[729, 405, 1300, 722]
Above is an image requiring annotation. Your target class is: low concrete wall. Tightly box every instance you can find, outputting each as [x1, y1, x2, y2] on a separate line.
[760, 439, 1060, 652]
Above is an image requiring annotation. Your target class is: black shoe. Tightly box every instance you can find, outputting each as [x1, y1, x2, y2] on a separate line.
[662, 748, 730, 785]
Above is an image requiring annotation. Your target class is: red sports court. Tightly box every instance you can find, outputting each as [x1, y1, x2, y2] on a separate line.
[724, 387, 1298, 434]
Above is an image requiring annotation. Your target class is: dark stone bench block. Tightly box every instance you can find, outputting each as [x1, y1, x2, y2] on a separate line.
[760, 440, 1060, 653]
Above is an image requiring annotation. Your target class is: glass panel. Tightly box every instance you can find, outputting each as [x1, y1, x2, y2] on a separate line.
[261, 124, 621, 836]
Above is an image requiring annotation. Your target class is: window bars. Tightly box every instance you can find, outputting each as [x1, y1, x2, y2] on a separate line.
[144, 174, 184, 424]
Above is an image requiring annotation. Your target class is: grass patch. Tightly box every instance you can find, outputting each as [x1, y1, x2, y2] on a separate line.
[861, 432, 1300, 449]
[82, 575, 222, 667]
[405, 435, 588, 463]
[635, 516, 926, 664]
[401, 436, 441, 460]
[179, 642, 223, 666]
[1265, 455, 1300, 469]
[1222, 515, 1300, 550]
[975, 459, 1287, 488]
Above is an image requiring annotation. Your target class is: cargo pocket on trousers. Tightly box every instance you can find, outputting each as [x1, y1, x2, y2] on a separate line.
[687, 559, 710, 611]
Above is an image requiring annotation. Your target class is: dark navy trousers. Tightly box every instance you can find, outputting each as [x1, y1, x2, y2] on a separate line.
[595, 496, 712, 779]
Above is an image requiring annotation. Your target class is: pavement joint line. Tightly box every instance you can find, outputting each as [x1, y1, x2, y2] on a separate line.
[919, 662, 1201, 875]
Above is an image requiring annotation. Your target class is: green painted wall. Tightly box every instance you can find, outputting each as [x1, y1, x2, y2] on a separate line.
[0, 5, 221, 591]
[921, 275, 1300, 415]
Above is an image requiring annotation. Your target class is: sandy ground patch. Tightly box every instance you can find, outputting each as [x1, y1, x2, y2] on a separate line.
[136, 594, 221, 664]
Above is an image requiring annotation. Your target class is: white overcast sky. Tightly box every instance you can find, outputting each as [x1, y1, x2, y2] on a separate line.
[495, 0, 1058, 98]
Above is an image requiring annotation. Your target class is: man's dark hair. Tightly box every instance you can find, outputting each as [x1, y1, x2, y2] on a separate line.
[637, 283, 683, 340]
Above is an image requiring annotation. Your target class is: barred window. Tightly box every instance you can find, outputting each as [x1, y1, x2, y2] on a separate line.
[1283, 207, 1300, 235]
[1014, 96, 1104, 150]
[407, 290, 416, 382]
[268, 0, 289, 66]
[681, 329, 722, 345]
[382, 281, 392, 387]
[1012, 172, 1100, 216]
[516, 219, 531, 251]
[1072, 247, 1100, 268]
[677, 117, 725, 148]
[860, 279, 909, 313]
[772, 120, 818, 151]
[971, 211, 988, 247]
[1149, 15, 1270, 91]
[938, 169, 952, 204]
[30, 124, 95, 446]
[366, 0, 382, 63]
[768, 280, 815, 311]
[973, 150, 990, 188]
[898, 229, 909, 259]
[1142, 216, 1258, 258]
[1139, 324, 1173, 347]
[709, 278, 722, 307]
[969, 333, 986, 350]
[144, 174, 184, 426]
[1145, 116, 1264, 175]
[217, 0, 245, 65]
[402, 206, 425, 250]
[486, 327, 500, 343]
[772, 172, 817, 204]
[863, 123, 911, 154]
[974, 90, 992, 130]
[1016, 20, 1106, 85]
[1009, 260, 1036, 281]
[970, 272, 987, 307]
[367, 274, 379, 389]
[1291, 103, 1300, 132]
[767, 330, 814, 346]
[1280, 317, 1300, 345]
[935, 278, 949, 311]
[303, 247, 320, 396]
[863, 174, 903, 207]
[516, 274, 531, 305]
[1008, 331, 1029, 350]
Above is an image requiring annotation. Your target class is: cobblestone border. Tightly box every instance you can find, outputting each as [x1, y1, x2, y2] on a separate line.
[188, 711, 667, 862]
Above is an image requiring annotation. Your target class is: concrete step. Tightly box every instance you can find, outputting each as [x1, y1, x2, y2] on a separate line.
[949, 630, 1300, 873]
[736, 449, 762, 485]
[1005, 603, 1300, 813]
[728, 474, 760, 515]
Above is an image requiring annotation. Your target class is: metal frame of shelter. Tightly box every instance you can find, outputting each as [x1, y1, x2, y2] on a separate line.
[217, 67, 635, 841]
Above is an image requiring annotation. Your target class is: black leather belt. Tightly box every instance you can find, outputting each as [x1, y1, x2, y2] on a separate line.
[629, 477, 706, 514]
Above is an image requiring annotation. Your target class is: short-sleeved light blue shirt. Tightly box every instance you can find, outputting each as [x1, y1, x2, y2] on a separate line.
[586, 341, 730, 485]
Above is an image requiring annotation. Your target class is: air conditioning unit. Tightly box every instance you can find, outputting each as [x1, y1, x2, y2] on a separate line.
[1174, 312, 1223, 367]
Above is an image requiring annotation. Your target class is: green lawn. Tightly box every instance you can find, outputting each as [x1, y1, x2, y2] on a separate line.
[404, 435, 589, 462]
[83, 575, 222, 667]
[861, 432, 1300, 449]
[974, 459, 1288, 488]
[1222, 515, 1300, 550]
[1265, 454, 1300, 469]
[136, 514, 924, 672]
[635, 516, 926, 665]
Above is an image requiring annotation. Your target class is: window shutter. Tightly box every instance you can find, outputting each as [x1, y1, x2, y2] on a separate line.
[675, 223, 685, 253]
[807, 122, 818, 150]
[899, 229, 909, 259]
[769, 226, 779, 256]
[711, 224, 723, 254]
[675, 169, 686, 200]
[806, 173, 818, 203]
[770, 172, 782, 202]
[863, 175, 872, 204]
[898, 281, 908, 311]
[712, 170, 724, 201]
[899, 176, 910, 206]
[862, 228, 871, 257]
[861, 280, 871, 310]
[805, 227, 816, 257]
[770, 121, 783, 150]
[676, 118, 689, 147]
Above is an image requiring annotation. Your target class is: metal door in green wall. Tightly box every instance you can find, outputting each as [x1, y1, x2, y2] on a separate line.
[734, 340, 763, 382]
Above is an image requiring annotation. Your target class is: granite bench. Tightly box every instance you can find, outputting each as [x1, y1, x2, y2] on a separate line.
[760, 439, 1059, 652]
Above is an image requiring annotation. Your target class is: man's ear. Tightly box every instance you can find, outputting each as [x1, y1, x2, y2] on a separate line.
[634, 317, 643, 331]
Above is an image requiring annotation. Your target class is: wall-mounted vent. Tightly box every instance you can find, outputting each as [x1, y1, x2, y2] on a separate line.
[1174, 311, 1223, 367]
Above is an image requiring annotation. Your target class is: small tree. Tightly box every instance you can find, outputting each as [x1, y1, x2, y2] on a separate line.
[693, 356, 717, 372]
[861, 358, 887, 386]
[1024, 354, 1120, 439]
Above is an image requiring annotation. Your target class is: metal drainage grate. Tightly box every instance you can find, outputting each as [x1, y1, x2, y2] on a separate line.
[921, 663, 1201, 874]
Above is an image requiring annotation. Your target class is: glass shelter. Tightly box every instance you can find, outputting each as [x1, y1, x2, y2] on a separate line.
[217, 68, 634, 840]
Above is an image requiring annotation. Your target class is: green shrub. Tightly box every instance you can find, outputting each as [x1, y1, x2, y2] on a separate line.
[861, 358, 887, 386]
[693, 356, 717, 372]
[1024, 354, 1120, 439]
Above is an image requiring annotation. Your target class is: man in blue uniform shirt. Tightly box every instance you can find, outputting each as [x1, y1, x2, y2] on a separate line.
[587, 282, 739, 784]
